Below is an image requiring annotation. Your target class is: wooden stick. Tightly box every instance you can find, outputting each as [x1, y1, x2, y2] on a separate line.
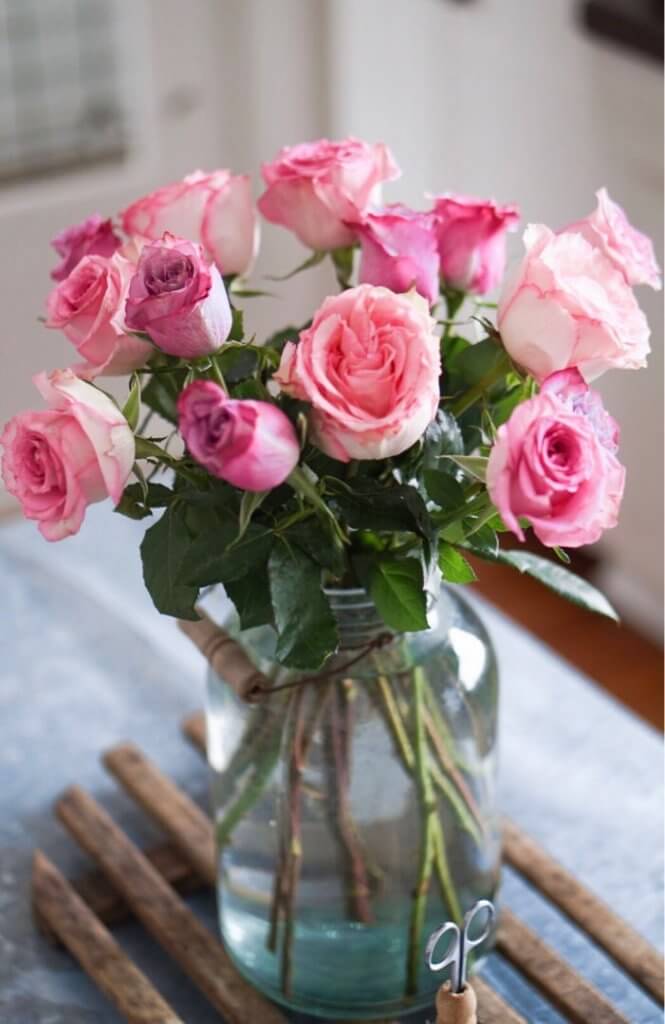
[55, 786, 287, 1024]
[181, 711, 206, 753]
[497, 909, 630, 1024]
[471, 977, 527, 1024]
[435, 981, 477, 1024]
[503, 818, 664, 1003]
[32, 850, 183, 1024]
[178, 611, 270, 703]
[104, 743, 216, 886]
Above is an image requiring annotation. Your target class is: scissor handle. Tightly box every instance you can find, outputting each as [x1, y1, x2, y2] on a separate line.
[463, 899, 496, 951]
[425, 921, 461, 973]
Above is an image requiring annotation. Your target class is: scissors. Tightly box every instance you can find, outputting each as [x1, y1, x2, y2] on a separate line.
[425, 899, 496, 993]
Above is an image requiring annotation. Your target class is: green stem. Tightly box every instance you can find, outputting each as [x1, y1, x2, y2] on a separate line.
[210, 356, 228, 392]
[448, 352, 510, 417]
[287, 467, 348, 548]
[215, 715, 283, 848]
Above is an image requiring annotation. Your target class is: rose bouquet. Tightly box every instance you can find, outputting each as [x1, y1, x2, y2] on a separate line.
[3, 140, 659, 1018]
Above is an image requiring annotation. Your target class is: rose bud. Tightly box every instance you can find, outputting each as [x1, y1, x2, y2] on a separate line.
[46, 249, 152, 377]
[498, 224, 650, 382]
[0, 369, 135, 541]
[177, 380, 299, 491]
[431, 194, 520, 295]
[50, 213, 122, 282]
[563, 188, 661, 290]
[121, 170, 258, 277]
[354, 204, 439, 305]
[487, 368, 625, 548]
[125, 233, 232, 359]
[258, 137, 400, 251]
[274, 285, 440, 461]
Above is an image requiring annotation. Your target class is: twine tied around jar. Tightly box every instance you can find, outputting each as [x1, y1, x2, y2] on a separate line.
[178, 609, 394, 704]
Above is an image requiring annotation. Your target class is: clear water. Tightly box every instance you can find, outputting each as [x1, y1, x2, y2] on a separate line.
[207, 588, 501, 1019]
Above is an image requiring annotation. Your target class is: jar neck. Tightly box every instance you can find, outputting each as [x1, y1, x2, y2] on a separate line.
[324, 587, 390, 650]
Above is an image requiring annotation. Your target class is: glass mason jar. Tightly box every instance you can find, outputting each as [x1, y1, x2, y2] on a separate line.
[205, 585, 500, 1020]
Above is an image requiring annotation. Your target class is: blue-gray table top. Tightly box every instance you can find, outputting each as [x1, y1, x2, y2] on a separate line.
[0, 507, 662, 1024]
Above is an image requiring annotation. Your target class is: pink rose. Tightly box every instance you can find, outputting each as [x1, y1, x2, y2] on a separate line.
[274, 285, 440, 461]
[498, 224, 651, 381]
[431, 194, 520, 294]
[565, 188, 661, 290]
[120, 170, 258, 276]
[46, 250, 152, 377]
[124, 233, 232, 359]
[487, 368, 625, 548]
[50, 214, 122, 282]
[354, 204, 439, 305]
[1, 369, 135, 541]
[258, 137, 400, 251]
[177, 380, 299, 491]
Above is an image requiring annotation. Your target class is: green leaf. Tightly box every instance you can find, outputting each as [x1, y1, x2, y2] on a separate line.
[285, 517, 346, 576]
[217, 344, 258, 383]
[267, 250, 326, 281]
[263, 325, 301, 353]
[234, 490, 269, 544]
[115, 490, 152, 520]
[328, 479, 431, 537]
[142, 367, 187, 424]
[421, 409, 464, 469]
[114, 481, 174, 520]
[456, 336, 505, 387]
[440, 455, 488, 482]
[331, 245, 355, 287]
[122, 373, 141, 431]
[423, 470, 465, 511]
[228, 306, 245, 342]
[140, 504, 199, 619]
[438, 544, 477, 584]
[185, 522, 273, 587]
[224, 569, 274, 630]
[465, 524, 499, 556]
[269, 544, 338, 669]
[135, 437, 168, 461]
[369, 557, 428, 632]
[465, 546, 619, 621]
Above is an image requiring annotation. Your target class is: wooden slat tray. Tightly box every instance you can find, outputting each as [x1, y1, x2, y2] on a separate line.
[32, 711, 664, 1024]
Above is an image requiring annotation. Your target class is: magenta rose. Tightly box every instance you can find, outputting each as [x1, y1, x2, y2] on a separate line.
[177, 380, 299, 491]
[564, 188, 661, 291]
[431, 194, 519, 294]
[124, 233, 232, 358]
[50, 213, 122, 282]
[353, 204, 439, 305]
[498, 224, 650, 382]
[46, 249, 152, 377]
[258, 137, 400, 251]
[274, 285, 440, 461]
[121, 170, 258, 276]
[1, 369, 135, 541]
[487, 368, 625, 548]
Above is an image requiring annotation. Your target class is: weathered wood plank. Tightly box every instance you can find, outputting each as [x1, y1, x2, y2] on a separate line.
[503, 818, 664, 1003]
[32, 850, 183, 1024]
[181, 711, 206, 753]
[498, 909, 630, 1024]
[55, 785, 287, 1024]
[471, 977, 527, 1024]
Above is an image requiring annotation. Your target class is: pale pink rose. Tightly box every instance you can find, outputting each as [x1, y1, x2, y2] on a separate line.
[431, 194, 520, 294]
[125, 233, 232, 359]
[0, 369, 135, 541]
[258, 137, 400, 251]
[353, 204, 439, 305]
[565, 188, 661, 290]
[274, 285, 440, 461]
[46, 251, 152, 377]
[120, 170, 258, 276]
[177, 380, 299, 491]
[50, 213, 122, 282]
[498, 224, 650, 381]
[487, 368, 625, 548]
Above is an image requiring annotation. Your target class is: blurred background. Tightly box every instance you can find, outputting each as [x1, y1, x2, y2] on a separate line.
[0, 0, 662, 721]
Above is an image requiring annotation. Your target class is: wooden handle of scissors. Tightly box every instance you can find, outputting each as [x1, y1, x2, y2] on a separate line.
[435, 980, 477, 1024]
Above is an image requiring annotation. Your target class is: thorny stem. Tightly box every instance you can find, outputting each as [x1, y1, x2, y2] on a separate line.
[423, 707, 485, 836]
[328, 682, 374, 924]
[280, 689, 307, 997]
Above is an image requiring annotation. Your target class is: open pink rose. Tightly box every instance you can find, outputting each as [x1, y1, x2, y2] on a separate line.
[274, 285, 440, 461]
[431, 194, 520, 294]
[487, 368, 625, 548]
[50, 213, 122, 282]
[498, 224, 650, 381]
[46, 250, 152, 377]
[177, 380, 299, 491]
[258, 137, 400, 251]
[354, 204, 439, 305]
[1, 369, 135, 541]
[121, 170, 258, 277]
[125, 233, 232, 358]
[565, 188, 661, 290]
